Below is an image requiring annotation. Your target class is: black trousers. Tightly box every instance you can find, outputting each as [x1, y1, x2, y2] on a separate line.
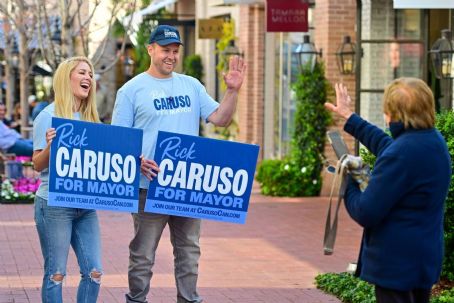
[375, 285, 431, 303]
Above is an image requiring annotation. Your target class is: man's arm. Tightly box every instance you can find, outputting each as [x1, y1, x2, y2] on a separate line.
[208, 88, 238, 127]
[208, 56, 247, 127]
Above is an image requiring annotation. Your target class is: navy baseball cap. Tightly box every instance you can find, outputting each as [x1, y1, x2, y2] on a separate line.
[149, 25, 183, 46]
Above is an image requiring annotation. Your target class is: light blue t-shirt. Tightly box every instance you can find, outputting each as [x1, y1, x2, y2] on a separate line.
[111, 72, 219, 189]
[33, 103, 81, 199]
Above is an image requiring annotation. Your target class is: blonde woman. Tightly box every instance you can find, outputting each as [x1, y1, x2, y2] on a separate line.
[32, 56, 102, 303]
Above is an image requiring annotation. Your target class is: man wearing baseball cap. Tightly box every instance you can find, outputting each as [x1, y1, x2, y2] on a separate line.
[112, 24, 247, 303]
[148, 24, 184, 46]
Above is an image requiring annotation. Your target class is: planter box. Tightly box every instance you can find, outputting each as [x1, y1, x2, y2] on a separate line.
[0, 197, 34, 204]
[5, 161, 23, 179]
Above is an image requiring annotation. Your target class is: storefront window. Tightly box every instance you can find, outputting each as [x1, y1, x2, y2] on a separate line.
[268, 4, 315, 158]
[359, 0, 425, 128]
[273, 32, 313, 157]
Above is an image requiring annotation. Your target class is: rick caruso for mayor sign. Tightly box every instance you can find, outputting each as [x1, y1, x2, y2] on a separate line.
[145, 131, 259, 224]
[48, 117, 142, 212]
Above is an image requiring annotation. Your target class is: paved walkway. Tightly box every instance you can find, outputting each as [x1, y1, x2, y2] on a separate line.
[0, 185, 362, 303]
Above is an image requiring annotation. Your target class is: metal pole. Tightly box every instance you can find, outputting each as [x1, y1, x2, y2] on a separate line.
[0, 62, 3, 104]
[355, 0, 362, 155]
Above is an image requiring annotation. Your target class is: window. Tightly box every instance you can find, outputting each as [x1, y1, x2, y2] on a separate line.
[359, 0, 426, 128]
[272, 7, 314, 157]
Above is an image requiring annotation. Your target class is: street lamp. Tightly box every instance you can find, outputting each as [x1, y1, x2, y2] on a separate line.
[51, 18, 62, 44]
[11, 38, 19, 69]
[222, 40, 243, 58]
[51, 18, 62, 64]
[430, 29, 454, 79]
[221, 40, 243, 72]
[336, 35, 356, 75]
[123, 55, 134, 80]
[293, 35, 322, 73]
[0, 60, 4, 104]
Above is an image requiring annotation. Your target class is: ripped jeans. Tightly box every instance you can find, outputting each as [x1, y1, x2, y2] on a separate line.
[34, 196, 103, 303]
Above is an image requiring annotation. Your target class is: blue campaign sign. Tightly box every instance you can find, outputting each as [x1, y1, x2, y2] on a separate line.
[145, 131, 260, 224]
[48, 117, 142, 212]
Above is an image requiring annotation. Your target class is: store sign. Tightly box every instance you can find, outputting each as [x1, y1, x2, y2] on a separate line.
[394, 0, 454, 8]
[198, 19, 224, 39]
[266, 0, 308, 32]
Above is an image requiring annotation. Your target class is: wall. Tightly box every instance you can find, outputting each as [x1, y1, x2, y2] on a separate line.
[237, 4, 265, 156]
[313, 0, 357, 196]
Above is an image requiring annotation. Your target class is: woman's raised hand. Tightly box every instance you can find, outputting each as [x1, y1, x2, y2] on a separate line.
[324, 83, 354, 120]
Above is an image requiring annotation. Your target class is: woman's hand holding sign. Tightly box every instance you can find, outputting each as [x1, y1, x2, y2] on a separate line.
[141, 155, 160, 181]
[46, 128, 56, 146]
[32, 128, 56, 172]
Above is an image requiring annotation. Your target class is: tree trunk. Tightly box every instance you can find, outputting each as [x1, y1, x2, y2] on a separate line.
[4, 65, 15, 120]
[17, 0, 30, 138]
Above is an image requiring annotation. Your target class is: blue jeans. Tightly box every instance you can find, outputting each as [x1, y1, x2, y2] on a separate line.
[126, 189, 202, 303]
[34, 196, 102, 303]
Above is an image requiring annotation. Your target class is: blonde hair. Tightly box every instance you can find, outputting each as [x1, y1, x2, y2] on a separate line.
[53, 56, 100, 122]
[383, 77, 435, 129]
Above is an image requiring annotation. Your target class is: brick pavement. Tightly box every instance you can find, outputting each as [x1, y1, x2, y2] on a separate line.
[0, 185, 362, 303]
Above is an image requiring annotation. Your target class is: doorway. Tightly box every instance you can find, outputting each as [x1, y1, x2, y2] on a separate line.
[429, 9, 453, 110]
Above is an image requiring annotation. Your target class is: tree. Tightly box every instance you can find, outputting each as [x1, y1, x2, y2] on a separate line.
[0, 0, 138, 134]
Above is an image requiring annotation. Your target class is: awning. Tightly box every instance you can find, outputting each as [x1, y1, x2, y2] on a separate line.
[394, 0, 454, 8]
[32, 65, 52, 76]
[122, 0, 178, 45]
[209, 0, 263, 6]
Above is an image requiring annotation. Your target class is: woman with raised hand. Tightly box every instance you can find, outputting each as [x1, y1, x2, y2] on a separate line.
[32, 56, 102, 303]
[325, 78, 451, 303]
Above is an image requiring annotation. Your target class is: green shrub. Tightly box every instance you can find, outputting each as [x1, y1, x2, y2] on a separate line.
[255, 62, 331, 197]
[359, 147, 377, 171]
[183, 54, 204, 83]
[435, 110, 454, 282]
[315, 272, 375, 303]
[357, 111, 454, 281]
[255, 158, 321, 197]
[315, 272, 454, 302]
[431, 288, 454, 303]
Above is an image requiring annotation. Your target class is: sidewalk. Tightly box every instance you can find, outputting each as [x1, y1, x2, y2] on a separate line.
[0, 185, 362, 303]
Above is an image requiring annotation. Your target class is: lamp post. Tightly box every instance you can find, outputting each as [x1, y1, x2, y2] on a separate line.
[430, 29, 453, 79]
[51, 18, 62, 65]
[123, 55, 134, 81]
[293, 35, 322, 73]
[336, 36, 356, 75]
[11, 39, 19, 69]
[10, 39, 19, 120]
[221, 40, 243, 71]
[223, 40, 243, 58]
[0, 59, 4, 104]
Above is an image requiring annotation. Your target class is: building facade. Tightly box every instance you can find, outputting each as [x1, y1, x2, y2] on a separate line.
[140, 0, 454, 194]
